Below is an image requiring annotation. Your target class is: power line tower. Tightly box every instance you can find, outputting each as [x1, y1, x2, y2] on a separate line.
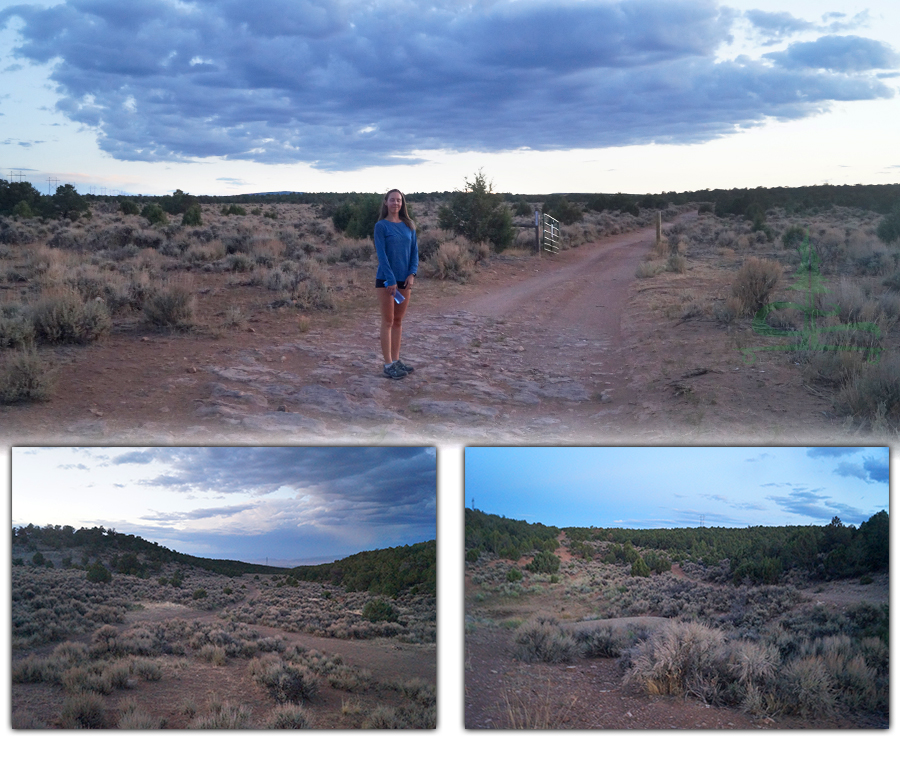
[47, 176, 60, 194]
[8, 171, 26, 183]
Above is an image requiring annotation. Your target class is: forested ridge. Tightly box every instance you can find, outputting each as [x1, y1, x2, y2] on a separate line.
[12, 523, 283, 576]
[288, 540, 436, 597]
[466, 509, 888, 584]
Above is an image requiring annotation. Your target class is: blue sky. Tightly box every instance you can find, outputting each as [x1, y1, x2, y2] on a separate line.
[465, 446, 889, 528]
[11, 446, 437, 566]
[1, 0, 898, 195]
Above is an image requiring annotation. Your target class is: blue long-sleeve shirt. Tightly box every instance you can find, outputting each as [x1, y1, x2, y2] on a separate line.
[374, 219, 418, 286]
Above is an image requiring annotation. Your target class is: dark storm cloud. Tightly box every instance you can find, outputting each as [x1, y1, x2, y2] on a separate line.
[110, 447, 436, 533]
[862, 456, 889, 483]
[834, 455, 890, 484]
[2, 0, 897, 170]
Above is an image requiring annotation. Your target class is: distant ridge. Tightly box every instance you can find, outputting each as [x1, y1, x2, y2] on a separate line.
[241, 191, 301, 196]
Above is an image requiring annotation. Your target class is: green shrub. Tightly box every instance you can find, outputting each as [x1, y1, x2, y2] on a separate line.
[192, 588, 207, 600]
[182, 204, 202, 226]
[525, 551, 560, 575]
[631, 556, 650, 577]
[86, 562, 112, 583]
[332, 194, 382, 239]
[782, 225, 807, 249]
[876, 208, 900, 244]
[141, 203, 167, 225]
[506, 567, 523, 583]
[119, 199, 140, 215]
[362, 598, 399, 623]
[542, 197, 583, 224]
[12, 200, 34, 218]
[221, 203, 247, 216]
[513, 199, 533, 217]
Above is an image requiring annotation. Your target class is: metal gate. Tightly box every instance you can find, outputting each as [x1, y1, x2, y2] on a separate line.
[542, 213, 560, 254]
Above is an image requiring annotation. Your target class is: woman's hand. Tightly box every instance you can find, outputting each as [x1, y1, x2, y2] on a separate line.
[386, 283, 398, 296]
[406, 274, 415, 289]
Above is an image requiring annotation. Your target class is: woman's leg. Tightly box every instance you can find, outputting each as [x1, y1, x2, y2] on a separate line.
[377, 288, 395, 364]
[390, 285, 412, 362]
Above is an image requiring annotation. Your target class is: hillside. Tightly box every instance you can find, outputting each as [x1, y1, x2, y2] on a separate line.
[464, 510, 889, 729]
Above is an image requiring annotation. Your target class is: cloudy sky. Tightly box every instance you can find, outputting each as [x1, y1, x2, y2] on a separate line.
[465, 446, 889, 528]
[11, 446, 437, 566]
[1, 0, 898, 196]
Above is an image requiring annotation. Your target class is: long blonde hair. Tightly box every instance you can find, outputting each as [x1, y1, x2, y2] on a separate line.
[378, 189, 416, 230]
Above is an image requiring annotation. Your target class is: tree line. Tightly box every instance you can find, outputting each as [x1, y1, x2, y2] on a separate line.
[566, 511, 888, 583]
[288, 540, 436, 597]
[464, 508, 559, 562]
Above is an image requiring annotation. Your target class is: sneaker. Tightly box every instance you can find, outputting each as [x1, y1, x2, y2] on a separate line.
[383, 361, 408, 380]
[396, 359, 415, 374]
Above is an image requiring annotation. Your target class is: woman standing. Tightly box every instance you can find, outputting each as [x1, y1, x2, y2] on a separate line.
[375, 189, 418, 379]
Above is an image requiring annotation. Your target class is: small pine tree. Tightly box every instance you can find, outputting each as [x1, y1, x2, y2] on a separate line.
[631, 556, 650, 577]
[437, 171, 514, 251]
[86, 561, 112, 583]
[361, 598, 399, 623]
[182, 204, 202, 226]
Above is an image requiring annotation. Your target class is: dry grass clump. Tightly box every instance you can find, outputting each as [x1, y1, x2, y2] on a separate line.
[60, 692, 108, 728]
[635, 260, 664, 279]
[117, 698, 164, 729]
[188, 700, 253, 729]
[30, 288, 111, 344]
[0, 348, 53, 404]
[730, 257, 782, 316]
[249, 655, 319, 704]
[833, 352, 900, 425]
[265, 703, 312, 729]
[624, 621, 726, 697]
[513, 616, 582, 663]
[143, 278, 196, 329]
[421, 240, 475, 282]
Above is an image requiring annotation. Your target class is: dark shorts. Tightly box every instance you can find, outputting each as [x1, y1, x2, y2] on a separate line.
[376, 279, 409, 289]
